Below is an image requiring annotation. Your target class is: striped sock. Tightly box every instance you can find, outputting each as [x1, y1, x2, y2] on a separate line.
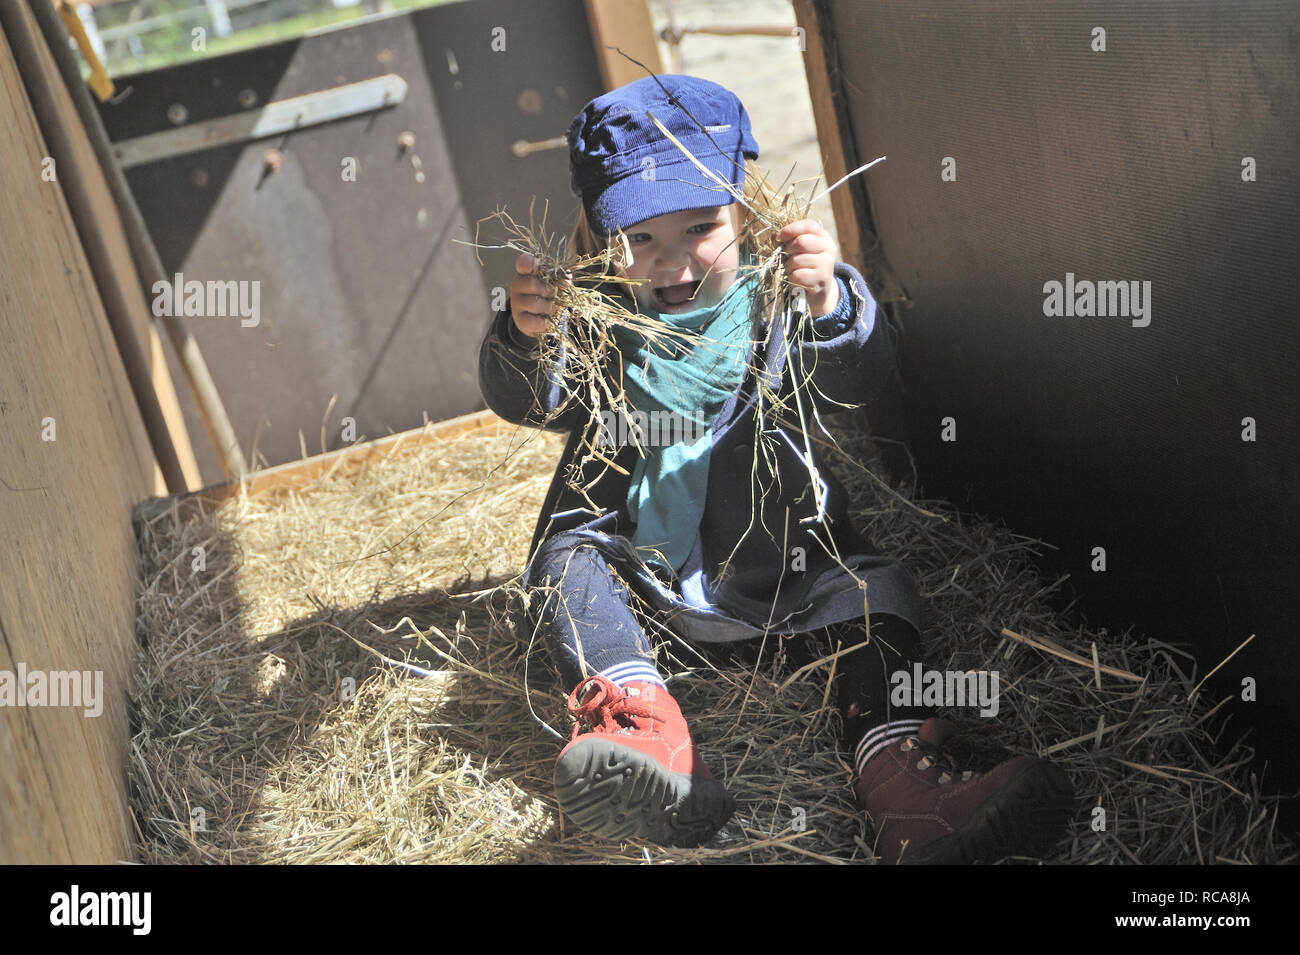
[855, 719, 926, 776]
[596, 659, 667, 690]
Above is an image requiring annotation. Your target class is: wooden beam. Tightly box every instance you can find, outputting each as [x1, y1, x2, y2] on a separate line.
[5, 0, 202, 494]
[136, 409, 515, 522]
[583, 0, 664, 91]
[29, 0, 245, 484]
[792, 0, 906, 303]
[792, 0, 863, 273]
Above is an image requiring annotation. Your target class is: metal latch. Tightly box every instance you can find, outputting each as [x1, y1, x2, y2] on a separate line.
[111, 74, 408, 169]
[511, 135, 567, 158]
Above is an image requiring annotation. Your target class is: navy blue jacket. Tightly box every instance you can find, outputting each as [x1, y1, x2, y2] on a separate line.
[478, 262, 923, 642]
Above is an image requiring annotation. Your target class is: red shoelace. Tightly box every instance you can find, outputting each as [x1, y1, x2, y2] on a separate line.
[566, 675, 661, 740]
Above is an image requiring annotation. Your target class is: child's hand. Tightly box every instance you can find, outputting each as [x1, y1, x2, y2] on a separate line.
[777, 219, 840, 317]
[509, 253, 557, 340]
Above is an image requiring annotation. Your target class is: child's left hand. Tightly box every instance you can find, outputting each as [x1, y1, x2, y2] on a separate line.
[778, 219, 840, 317]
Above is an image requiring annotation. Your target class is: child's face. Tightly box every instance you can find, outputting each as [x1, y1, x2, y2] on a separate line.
[616, 205, 743, 314]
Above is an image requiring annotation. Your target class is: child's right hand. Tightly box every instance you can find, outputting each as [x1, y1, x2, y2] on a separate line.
[509, 253, 557, 340]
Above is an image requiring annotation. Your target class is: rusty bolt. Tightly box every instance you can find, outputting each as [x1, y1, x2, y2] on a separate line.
[516, 88, 543, 115]
[398, 131, 417, 152]
[190, 167, 210, 189]
[263, 149, 284, 174]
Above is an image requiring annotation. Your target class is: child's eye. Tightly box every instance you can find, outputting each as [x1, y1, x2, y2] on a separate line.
[626, 233, 651, 244]
[688, 223, 716, 235]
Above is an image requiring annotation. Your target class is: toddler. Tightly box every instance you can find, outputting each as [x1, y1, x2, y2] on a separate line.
[478, 75, 1073, 862]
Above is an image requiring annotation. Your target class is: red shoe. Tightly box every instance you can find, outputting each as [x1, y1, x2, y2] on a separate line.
[857, 718, 1075, 864]
[553, 675, 734, 847]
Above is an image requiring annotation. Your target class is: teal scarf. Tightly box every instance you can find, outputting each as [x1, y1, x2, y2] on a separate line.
[608, 263, 758, 576]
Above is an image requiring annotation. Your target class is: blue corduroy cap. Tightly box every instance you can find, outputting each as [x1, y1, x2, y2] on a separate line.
[568, 75, 760, 236]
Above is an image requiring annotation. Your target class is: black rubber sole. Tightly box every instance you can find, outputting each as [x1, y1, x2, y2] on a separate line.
[899, 760, 1076, 865]
[554, 737, 735, 848]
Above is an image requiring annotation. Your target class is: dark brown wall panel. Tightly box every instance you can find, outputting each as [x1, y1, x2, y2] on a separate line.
[822, 0, 1300, 802]
[98, 1, 602, 478]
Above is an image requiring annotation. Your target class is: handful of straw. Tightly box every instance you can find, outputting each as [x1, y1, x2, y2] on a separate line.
[473, 80, 886, 555]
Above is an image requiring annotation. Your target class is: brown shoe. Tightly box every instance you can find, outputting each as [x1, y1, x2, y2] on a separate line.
[856, 718, 1074, 864]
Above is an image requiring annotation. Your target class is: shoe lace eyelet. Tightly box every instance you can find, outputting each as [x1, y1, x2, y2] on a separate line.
[900, 737, 919, 752]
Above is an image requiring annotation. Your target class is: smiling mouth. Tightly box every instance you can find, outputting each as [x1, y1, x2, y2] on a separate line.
[653, 280, 703, 309]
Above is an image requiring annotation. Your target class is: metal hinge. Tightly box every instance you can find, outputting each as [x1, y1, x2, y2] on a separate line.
[111, 73, 408, 169]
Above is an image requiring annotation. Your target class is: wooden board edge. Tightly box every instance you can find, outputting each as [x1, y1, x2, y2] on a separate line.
[792, 0, 864, 274]
[132, 407, 516, 524]
[583, 0, 663, 91]
[793, 0, 908, 305]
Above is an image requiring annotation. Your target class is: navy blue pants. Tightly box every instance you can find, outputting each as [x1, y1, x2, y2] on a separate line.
[524, 534, 935, 741]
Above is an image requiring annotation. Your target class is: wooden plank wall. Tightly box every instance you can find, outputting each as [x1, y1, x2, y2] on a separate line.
[0, 16, 156, 863]
[4, 0, 199, 492]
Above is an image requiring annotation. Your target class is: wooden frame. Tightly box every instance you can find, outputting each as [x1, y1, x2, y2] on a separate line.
[583, 0, 663, 91]
[792, 0, 907, 304]
[136, 408, 514, 523]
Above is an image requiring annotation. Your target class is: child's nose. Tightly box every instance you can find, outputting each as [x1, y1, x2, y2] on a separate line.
[657, 241, 694, 270]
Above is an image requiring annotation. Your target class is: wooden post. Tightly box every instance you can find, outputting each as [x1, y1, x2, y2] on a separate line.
[791, 0, 906, 304]
[791, 0, 864, 274]
[31, 0, 246, 483]
[791, 0, 913, 483]
[3, 0, 202, 493]
[583, 0, 664, 91]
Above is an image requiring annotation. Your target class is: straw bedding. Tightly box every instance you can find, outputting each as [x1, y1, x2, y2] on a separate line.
[129, 414, 1295, 864]
[130, 81, 1291, 863]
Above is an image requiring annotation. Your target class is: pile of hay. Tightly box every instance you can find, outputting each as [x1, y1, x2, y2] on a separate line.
[129, 414, 1294, 864]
